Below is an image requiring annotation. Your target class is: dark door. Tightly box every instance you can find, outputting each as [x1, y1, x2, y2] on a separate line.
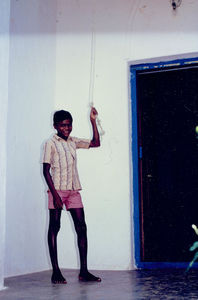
[137, 65, 198, 262]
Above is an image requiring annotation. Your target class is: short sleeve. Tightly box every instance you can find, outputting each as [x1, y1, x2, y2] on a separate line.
[42, 140, 53, 163]
[72, 137, 91, 149]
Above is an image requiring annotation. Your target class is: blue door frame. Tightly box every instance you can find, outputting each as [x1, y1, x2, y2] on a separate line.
[130, 56, 198, 269]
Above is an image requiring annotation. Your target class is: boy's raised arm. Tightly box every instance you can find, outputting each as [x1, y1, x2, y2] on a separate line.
[89, 107, 100, 148]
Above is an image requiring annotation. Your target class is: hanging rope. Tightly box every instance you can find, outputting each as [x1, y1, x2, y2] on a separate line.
[88, 2, 105, 137]
[88, 26, 96, 107]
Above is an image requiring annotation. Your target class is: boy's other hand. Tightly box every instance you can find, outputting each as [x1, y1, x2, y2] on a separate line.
[90, 107, 98, 122]
[53, 193, 63, 209]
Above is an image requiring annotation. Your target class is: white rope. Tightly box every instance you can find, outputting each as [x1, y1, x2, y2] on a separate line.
[88, 2, 105, 137]
[88, 27, 96, 107]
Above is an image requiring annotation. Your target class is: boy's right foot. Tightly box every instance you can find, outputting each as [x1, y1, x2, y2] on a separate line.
[51, 270, 67, 284]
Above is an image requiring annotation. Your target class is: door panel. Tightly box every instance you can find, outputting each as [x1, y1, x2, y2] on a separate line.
[136, 65, 198, 262]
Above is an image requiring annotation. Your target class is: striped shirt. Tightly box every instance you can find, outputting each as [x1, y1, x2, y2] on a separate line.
[43, 134, 90, 191]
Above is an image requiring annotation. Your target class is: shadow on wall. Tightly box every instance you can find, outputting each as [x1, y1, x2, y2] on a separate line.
[7, 0, 197, 35]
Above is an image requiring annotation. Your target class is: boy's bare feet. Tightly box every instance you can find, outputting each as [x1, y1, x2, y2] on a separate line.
[51, 270, 67, 284]
[79, 271, 101, 282]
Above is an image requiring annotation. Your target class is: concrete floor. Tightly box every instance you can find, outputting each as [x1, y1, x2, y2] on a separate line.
[0, 269, 198, 299]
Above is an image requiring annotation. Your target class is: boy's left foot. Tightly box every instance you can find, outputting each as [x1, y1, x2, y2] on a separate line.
[79, 271, 101, 282]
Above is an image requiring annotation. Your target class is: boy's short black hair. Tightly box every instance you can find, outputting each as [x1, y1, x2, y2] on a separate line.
[53, 110, 73, 125]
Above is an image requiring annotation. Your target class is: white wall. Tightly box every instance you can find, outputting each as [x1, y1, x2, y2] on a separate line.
[5, 0, 57, 277]
[4, 0, 198, 277]
[0, 0, 10, 288]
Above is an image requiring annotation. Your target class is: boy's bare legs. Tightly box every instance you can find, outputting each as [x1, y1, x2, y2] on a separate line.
[69, 208, 101, 282]
[48, 209, 67, 284]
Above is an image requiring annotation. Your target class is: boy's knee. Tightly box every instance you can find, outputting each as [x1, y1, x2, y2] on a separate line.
[76, 222, 87, 235]
[49, 221, 61, 234]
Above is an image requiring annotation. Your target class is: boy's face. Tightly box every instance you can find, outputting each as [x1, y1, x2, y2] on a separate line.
[54, 119, 72, 139]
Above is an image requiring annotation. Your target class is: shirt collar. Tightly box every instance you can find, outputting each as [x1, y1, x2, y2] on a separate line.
[53, 134, 72, 142]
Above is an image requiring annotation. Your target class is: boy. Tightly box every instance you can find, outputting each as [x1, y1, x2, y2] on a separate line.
[42, 107, 101, 284]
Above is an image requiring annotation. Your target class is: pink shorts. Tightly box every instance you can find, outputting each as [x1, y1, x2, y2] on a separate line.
[48, 190, 83, 210]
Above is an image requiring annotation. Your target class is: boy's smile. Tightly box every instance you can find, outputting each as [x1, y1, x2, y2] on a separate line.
[54, 119, 72, 140]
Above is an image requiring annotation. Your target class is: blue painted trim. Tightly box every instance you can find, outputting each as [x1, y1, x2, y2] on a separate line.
[130, 56, 198, 72]
[130, 69, 141, 265]
[130, 55, 198, 269]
